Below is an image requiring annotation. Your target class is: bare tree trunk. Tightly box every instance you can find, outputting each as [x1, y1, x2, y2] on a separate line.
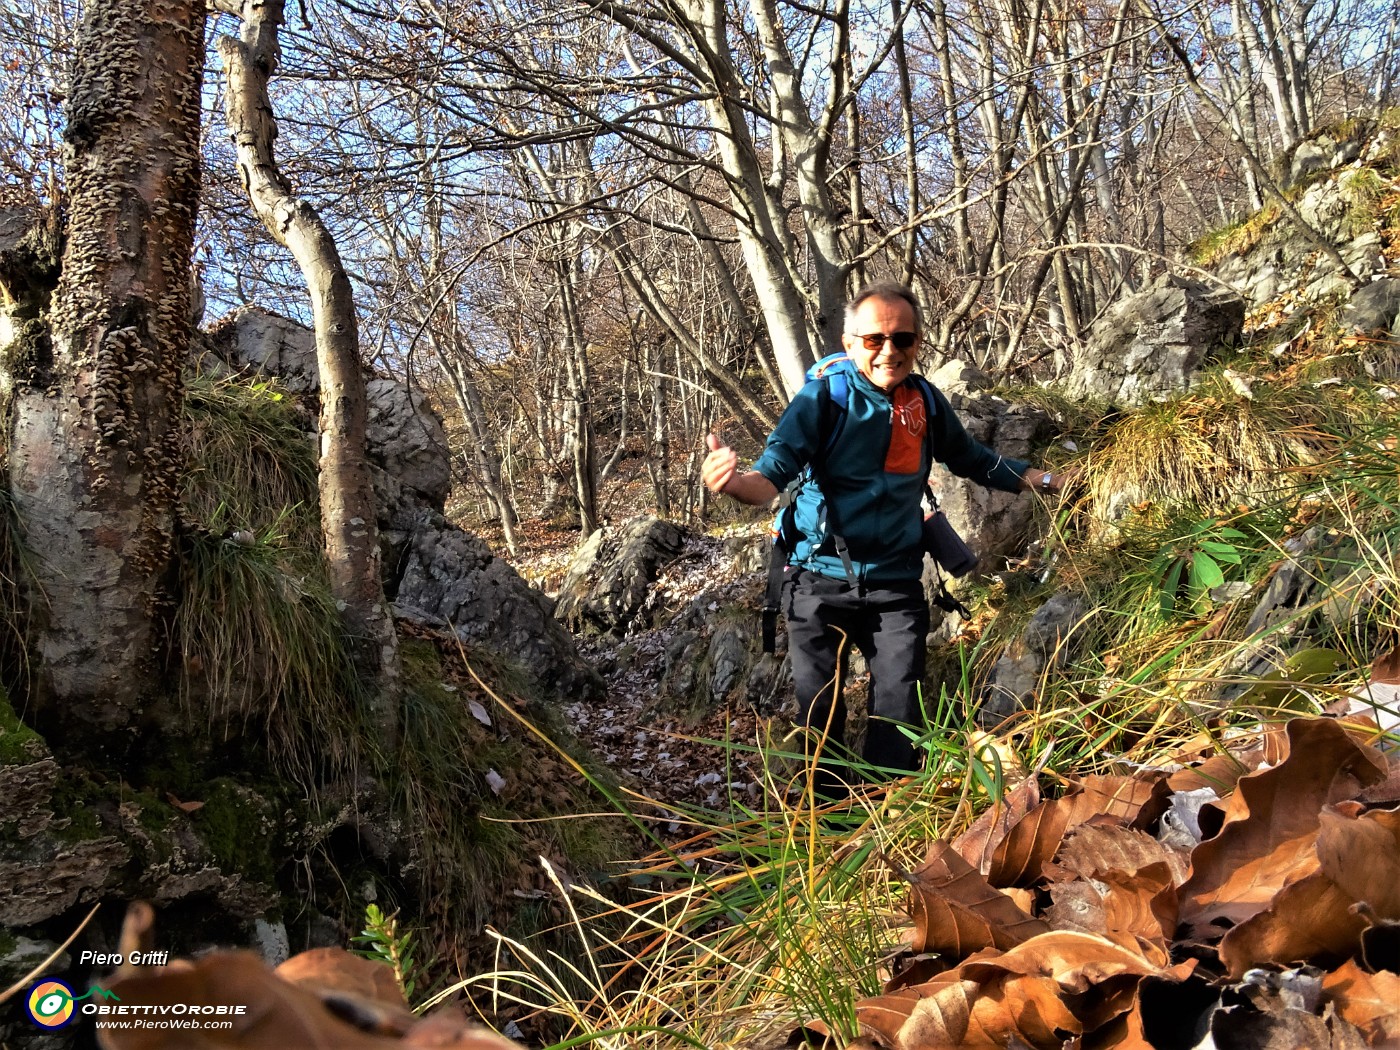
[217, 0, 399, 741]
[443, 351, 518, 554]
[892, 0, 920, 285]
[556, 262, 598, 536]
[640, 338, 672, 516]
[8, 0, 203, 737]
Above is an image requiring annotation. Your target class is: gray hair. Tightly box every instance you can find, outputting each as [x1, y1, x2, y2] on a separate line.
[844, 281, 923, 333]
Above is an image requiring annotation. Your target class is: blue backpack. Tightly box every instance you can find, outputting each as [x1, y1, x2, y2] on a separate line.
[760, 353, 941, 652]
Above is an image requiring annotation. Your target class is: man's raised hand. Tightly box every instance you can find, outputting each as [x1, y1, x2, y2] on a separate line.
[702, 433, 738, 494]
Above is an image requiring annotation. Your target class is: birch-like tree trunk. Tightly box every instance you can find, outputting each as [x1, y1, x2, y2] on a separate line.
[7, 0, 203, 737]
[217, 0, 399, 739]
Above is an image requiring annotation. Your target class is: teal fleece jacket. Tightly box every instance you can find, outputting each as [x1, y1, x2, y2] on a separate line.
[752, 364, 1028, 583]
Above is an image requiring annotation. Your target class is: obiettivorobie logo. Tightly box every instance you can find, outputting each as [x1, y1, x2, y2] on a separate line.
[26, 980, 121, 1029]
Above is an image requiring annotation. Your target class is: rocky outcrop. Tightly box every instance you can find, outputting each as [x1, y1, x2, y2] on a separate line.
[204, 306, 600, 704]
[366, 376, 452, 512]
[1214, 158, 1391, 309]
[1060, 274, 1245, 406]
[1283, 130, 1365, 187]
[393, 512, 604, 701]
[1343, 277, 1400, 343]
[205, 305, 322, 394]
[0, 720, 288, 956]
[555, 516, 691, 635]
[925, 359, 1059, 576]
[978, 589, 1088, 725]
[205, 305, 452, 536]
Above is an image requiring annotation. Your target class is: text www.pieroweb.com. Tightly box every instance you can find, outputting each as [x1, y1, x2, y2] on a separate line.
[87, 1003, 245, 1031]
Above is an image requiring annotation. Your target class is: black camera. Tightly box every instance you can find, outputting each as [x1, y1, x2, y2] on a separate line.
[922, 511, 978, 577]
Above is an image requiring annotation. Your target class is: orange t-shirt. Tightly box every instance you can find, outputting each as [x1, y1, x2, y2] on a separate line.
[885, 384, 928, 475]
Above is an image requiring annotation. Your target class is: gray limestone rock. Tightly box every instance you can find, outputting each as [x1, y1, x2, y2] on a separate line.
[392, 512, 604, 702]
[663, 631, 703, 699]
[979, 589, 1088, 725]
[1284, 132, 1361, 189]
[0, 936, 70, 985]
[204, 309, 452, 529]
[554, 516, 691, 636]
[0, 837, 131, 926]
[1344, 278, 1400, 338]
[920, 366, 1058, 580]
[365, 376, 451, 512]
[253, 918, 291, 965]
[1213, 166, 1387, 312]
[1062, 274, 1244, 406]
[205, 305, 321, 394]
[707, 622, 749, 703]
[744, 652, 790, 713]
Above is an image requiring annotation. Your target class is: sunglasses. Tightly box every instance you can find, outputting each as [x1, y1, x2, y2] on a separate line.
[853, 330, 918, 351]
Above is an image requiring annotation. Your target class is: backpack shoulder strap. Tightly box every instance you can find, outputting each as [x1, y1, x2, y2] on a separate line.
[807, 353, 853, 467]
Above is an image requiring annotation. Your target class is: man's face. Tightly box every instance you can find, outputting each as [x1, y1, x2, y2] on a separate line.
[842, 294, 920, 392]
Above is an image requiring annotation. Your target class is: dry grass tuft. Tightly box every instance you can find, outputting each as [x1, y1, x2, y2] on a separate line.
[1083, 373, 1338, 537]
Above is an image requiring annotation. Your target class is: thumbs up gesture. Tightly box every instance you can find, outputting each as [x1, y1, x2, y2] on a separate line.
[701, 433, 738, 494]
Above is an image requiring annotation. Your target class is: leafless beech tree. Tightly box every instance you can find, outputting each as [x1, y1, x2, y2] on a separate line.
[216, 0, 400, 736]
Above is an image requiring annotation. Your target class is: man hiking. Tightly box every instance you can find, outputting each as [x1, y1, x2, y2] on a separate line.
[701, 282, 1066, 798]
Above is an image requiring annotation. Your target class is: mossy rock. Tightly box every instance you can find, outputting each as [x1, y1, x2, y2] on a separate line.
[190, 778, 282, 887]
[0, 688, 47, 767]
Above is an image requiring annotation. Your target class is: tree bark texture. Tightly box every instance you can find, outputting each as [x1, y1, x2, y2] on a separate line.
[8, 0, 203, 736]
[217, 0, 399, 738]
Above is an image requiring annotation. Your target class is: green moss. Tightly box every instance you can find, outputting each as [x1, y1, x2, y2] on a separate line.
[47, 773, 104, 843]
[193, 778, 279, 886]
[0, 688, 46, 766]
[399, 638, 444, 688]
[135, 747, 205, 802]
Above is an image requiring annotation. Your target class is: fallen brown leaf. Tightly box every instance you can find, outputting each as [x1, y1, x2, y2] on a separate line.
[1316, 803, 1400, 920]
[865, 975, 1086, 1050]
[1176, 718, 1387, 941]
[1075, 774, 1170, 829]
[98, 952, 410, 1049]
[1047, 864, 1180, 953]
[903, 842, 1049, 967]
[1218, 871, 1368, 978]
[1357, 760, 1400, 807]
[973, 973, 1081, 1046]
[276, 948, 414, 1034]
[1048, 823, 1189, 886]
[1221, 802, 1400, 977]
[853, 982, 968, 1048]
[957, 930, 1164, 994]
[1166, 751, 1255, 795]
[953, 778, 1040, 875]
[981, 774, 1168, 892]
[97, 951, 521, 1050]
[861, 932, 1166, 1049]
[1320, 960, 1400, 1045]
